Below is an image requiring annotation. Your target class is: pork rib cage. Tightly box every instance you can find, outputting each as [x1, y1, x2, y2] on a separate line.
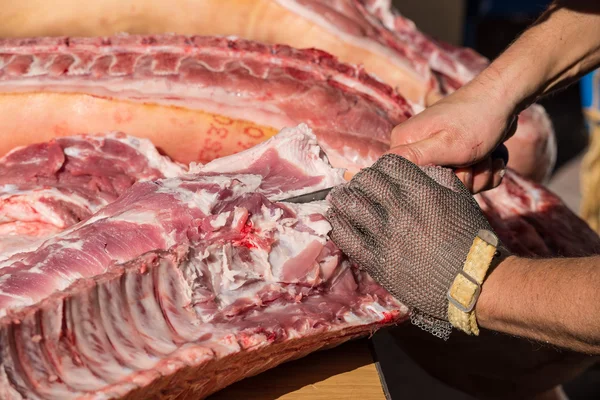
[0, 126, 407, 399]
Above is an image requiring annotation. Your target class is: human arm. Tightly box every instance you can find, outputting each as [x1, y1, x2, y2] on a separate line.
[328, 153, 600, 354]
[477, 255, 600, 354]
[389, 0, 600, 193]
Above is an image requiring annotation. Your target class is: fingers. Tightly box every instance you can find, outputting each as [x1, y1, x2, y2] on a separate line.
[370, 153, 429, 188]
[491, 158, 507, 188]
[388, 130, 467, 167]
[384, 142, 509, 194]
[472, 157, 493, 193]
[418, 165, 465, 193]
[328, 186, 384, 234]
[455, 156, 507, 194]
[357, 154, 468, 200]
[327, 203, 377, 269]
[455, 167, 474, 192]
[348, 167, 406, 208]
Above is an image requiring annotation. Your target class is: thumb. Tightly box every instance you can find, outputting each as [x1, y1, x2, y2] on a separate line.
[387, 130, 463, 167]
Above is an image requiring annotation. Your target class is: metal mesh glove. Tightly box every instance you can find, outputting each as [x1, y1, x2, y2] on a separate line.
[327, 154, 499, 339]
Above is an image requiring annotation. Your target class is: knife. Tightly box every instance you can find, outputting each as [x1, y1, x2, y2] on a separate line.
[281, 144, 509, 204]
[281, 187, 334, 203]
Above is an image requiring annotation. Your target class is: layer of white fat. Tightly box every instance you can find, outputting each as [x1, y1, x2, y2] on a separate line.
[63, 145, 81, 157]
[209, 212, 229, 229]
[274, 0, 431, 81]
[0, 187, 100, 226]
[332, 73, 416, 115]
[109, 209, 159, 225]
[281, 201, 331, 236]
[0, 184, 19, 193]
[0, 234, 48, 263]
[158, 174, 263, 216]
[200, 124, 346, 200]
[366, 0, 402, 30]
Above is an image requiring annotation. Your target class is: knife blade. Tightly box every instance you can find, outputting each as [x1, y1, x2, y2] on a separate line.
[281, 187, 334, 203]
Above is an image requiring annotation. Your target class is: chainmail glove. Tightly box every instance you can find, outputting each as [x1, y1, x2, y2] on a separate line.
[327, 154, 506, 339]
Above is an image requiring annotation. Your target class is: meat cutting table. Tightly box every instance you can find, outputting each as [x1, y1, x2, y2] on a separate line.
[208, 339, 388, 399]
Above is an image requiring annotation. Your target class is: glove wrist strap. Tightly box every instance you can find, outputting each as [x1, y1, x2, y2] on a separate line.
[447, 229, 498, 336]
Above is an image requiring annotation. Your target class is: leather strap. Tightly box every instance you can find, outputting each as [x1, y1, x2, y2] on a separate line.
[447, 229, 498, 336]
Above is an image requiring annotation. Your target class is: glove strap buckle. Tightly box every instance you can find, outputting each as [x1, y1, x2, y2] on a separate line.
[447, 230, 498, 336]
[447, 270, 481, 313]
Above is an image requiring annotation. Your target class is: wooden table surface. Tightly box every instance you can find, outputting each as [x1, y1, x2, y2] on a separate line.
[209, 339, 387, 400]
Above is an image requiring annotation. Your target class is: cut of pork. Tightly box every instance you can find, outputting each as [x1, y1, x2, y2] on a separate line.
[0, 35, 413, 175]
[0, 125, 405, 399]
[0, 127, 597, 399]
[477, 172, 600, 257]
[0, 0, 484, 103]
[0, 1, 556, 181]
[0, 125, 345, 310]
[0, 0, 435, 102]
[0, 34, 574, 260]
[0, 133, 185, 260]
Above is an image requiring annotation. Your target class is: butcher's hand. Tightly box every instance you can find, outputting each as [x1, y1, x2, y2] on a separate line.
[390, 0, 600, 193]
[389, 84, 514, 194]
[327, 154, 508, 339]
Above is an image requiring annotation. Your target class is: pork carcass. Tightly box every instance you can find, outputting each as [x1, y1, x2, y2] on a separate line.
[0, 35, 580, 256]
[0, 125, 407, 399]
[0, 35, 596, 399]
[0, 133, 185, 259]
[0, 126, 597, 399]
[0, 35, 412, 176]
[0, 0, 556, 181]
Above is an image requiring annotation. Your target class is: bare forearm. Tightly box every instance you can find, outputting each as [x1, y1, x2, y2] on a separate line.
[466, 1, 600, 113]
[476, 255, 600, 354]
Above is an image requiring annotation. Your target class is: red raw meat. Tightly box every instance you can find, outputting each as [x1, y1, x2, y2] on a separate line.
[0, 1, 556, 181]
[0, 125, 406, 399]
[0, 35, 412, 174]
[0, 34, 585, 260]
[0, 133, 185, 260]
[0, 33, 596, 399]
